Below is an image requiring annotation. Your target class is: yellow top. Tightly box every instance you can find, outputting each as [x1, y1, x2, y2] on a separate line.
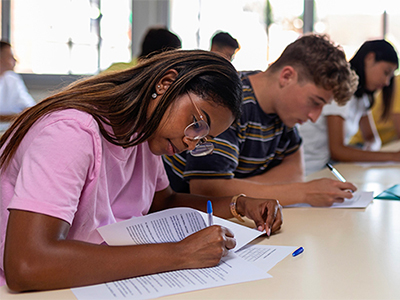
[103, 58, 138, 73]
[350, 75, 400, 145]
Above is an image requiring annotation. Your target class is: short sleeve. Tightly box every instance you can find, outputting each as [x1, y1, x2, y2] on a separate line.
[322, 101, 348, 118]
[8, 116, 100, 224]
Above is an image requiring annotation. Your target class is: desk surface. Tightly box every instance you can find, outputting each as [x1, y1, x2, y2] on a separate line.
[2, 162, 400, 299]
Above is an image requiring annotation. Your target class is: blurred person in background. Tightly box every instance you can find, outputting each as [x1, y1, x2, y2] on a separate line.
[350, 74, 400, 147]
[210, 31, 240, 62]
[0, 40, 36, 132]
[105, 26, 182, 72]
[299, 39, 399, 175]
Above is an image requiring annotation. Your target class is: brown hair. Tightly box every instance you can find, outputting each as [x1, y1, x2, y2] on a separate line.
[267, 34, 358, 105]
[0, 40, 12, 51]
[0, 50, 242, 169]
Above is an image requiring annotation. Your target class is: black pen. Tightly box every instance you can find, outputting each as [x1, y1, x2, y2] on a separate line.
[326, 163, 346, 182]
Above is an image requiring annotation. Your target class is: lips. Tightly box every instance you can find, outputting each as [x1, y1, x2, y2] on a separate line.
[168, 139, 180, 155]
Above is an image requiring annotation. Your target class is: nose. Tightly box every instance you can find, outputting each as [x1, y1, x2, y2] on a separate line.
[183, 136, 199, 151]
[308, 107, 323, 123]
[384, 75, 392, 87]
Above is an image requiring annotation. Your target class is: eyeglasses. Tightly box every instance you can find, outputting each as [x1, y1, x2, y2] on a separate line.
[184, 94, 214, 156]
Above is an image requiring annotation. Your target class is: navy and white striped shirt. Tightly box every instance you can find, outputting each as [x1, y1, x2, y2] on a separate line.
[163, 72, 302, 193]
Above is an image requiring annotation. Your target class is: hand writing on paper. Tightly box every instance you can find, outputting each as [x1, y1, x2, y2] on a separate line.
[178, 226, 236, 269]
[301, 178, 357, 207]
[236, 197, 283, 235]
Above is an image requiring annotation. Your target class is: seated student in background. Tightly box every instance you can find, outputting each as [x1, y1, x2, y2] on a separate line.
[163, 34, 358, 207]
[105, 26, 182, 72]
[350, 74, 400, 146]
[0, 40, 36, 132]
[299, 39, 399, 175]
[0, 50, 283, 292]
[210, 31, 240, 62]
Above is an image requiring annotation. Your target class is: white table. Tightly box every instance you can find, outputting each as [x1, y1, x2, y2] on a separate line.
[2, 161, 400, 299]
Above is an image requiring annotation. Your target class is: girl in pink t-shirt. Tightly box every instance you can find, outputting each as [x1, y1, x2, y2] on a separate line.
[0, 50, 282, 292]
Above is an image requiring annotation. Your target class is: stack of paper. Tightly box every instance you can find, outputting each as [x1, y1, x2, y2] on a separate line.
[72, 207, 296, 300]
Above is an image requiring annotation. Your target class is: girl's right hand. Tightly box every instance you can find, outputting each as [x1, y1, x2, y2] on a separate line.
[177, 225, 236, 269]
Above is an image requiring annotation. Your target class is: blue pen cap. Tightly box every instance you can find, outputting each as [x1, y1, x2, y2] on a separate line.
[292, 246, 304, 257]
[207, 200, 213, 214]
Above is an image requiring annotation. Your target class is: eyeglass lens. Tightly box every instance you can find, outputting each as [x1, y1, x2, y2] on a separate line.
[185, 94, 214, 156]
[184, 119, 209, 140]
[190, 141, 214, 156]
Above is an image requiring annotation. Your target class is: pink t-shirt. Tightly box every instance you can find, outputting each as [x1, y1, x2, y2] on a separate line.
[0, 109, 170, 286]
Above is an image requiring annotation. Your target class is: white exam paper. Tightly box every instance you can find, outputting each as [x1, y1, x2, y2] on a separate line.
[196, 211, 264, 251]
[98, 207, 263, 251]
[71, 208, 294, 300]
[355, 161, 400, 167]
[71, 252, 271, 300]
[285, 191, 373, 208]
[97, 208, 206, 246]
[237, 244, 297, 271]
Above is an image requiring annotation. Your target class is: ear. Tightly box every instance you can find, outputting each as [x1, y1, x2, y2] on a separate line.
[278, 66, 297, 87]
[155, 69, 179, 95]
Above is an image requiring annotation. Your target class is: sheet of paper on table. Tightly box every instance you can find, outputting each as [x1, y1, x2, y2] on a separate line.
[236, 244, 297, 271]
[96, 207, 264, 251]
[284, 191, 373, 208]
[71, 207, 296, 300]
[355, 161, 400, 168]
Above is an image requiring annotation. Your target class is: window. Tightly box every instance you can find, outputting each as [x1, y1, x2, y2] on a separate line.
[170, 0, 310, 71]
[313, 0, 400, 60]
[170, 0, 271, 71]
[11, 0, 131, 74]
[5, 0, 399, 76]
[171, 0, 400, 71]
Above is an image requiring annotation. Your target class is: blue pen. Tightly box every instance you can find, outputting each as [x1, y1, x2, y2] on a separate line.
[207, 200, 213, 226]
[292, 246, 304, 257]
